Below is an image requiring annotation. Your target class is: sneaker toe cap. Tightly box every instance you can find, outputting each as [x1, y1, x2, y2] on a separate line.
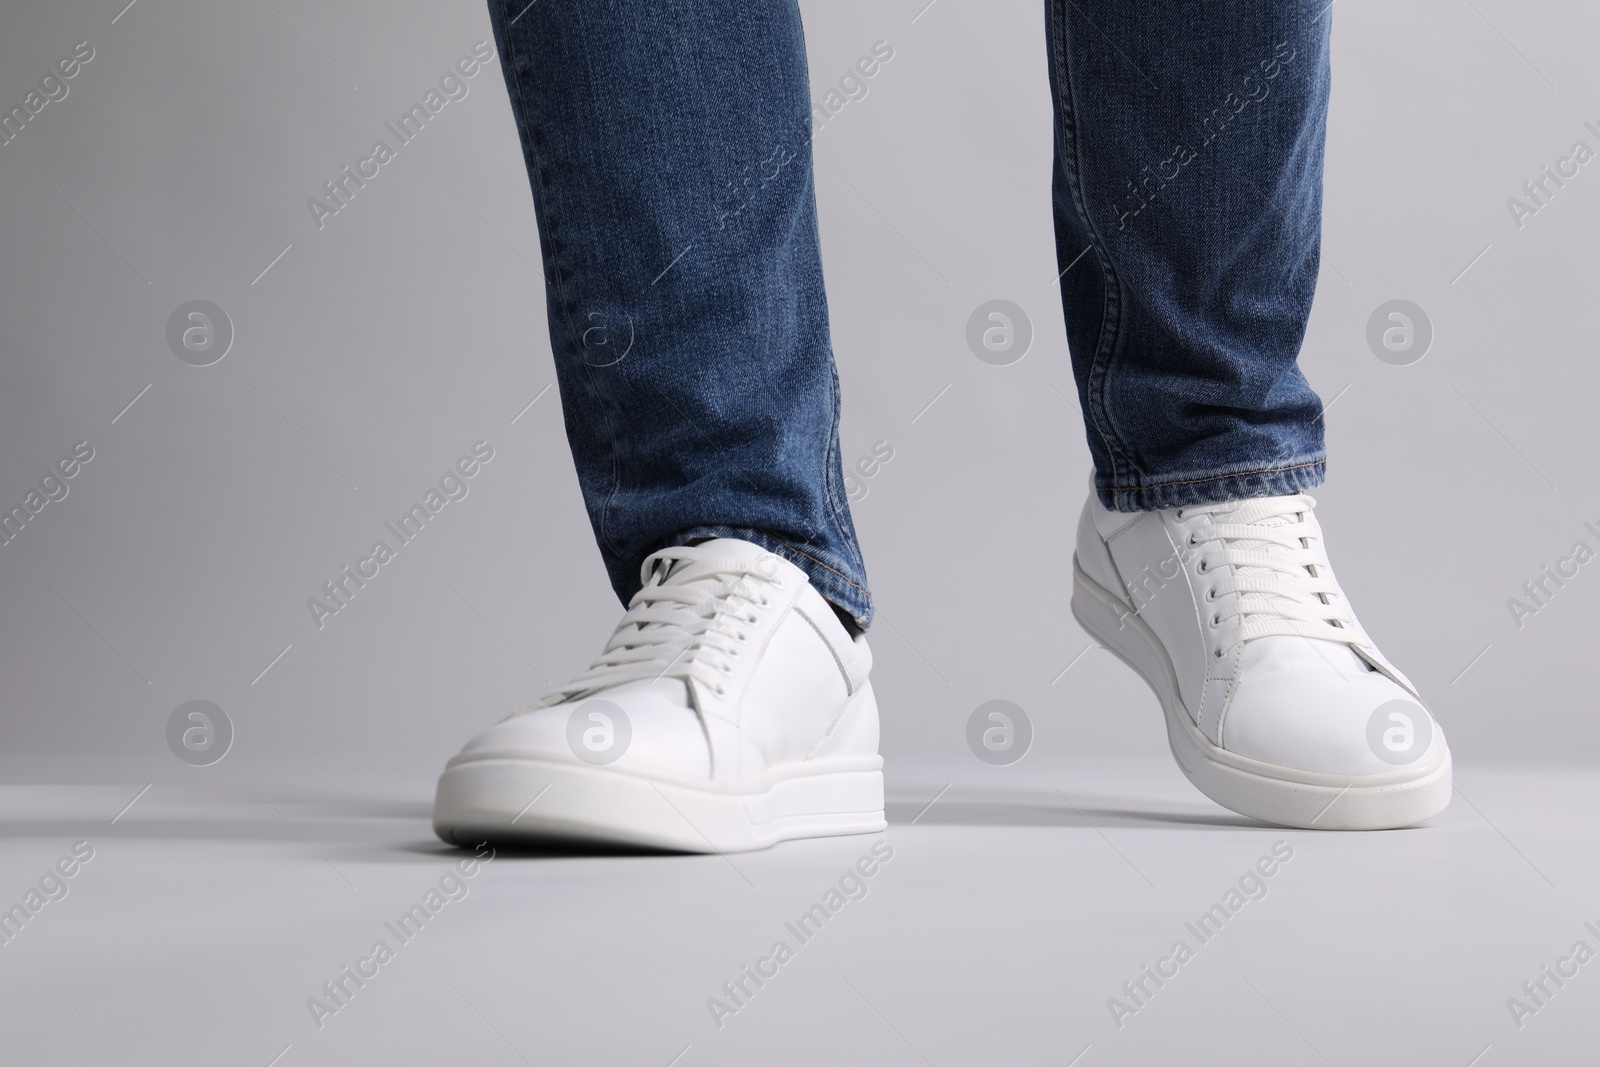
[1221, 671, 1445, 777]
[456, 682, 712, 779]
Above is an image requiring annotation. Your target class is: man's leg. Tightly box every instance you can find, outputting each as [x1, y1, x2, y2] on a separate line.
[1049, 1, 1452, 829]
[431, 1, 884, 852]
[486, 0, 870, 629]
[1047, 0, 1328, 507]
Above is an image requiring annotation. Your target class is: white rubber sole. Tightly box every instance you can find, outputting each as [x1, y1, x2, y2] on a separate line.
[1071, 556, 1451, 830]
[433, 753, 885, 853]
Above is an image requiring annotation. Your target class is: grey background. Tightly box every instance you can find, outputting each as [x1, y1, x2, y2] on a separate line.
[1, 2, 1597, 1065]
[2, 0, 1593, 781]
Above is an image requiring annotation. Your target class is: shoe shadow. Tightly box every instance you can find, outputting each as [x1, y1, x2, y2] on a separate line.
[0, 810, 693, 862]
[0, 790, 1256, 858]
[392, 839, 691, 860]
[886, 792, 1262, 831]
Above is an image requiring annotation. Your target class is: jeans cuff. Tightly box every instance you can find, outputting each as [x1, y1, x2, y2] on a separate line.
[1098, 456, 1326, 512]
[668, 524, 874, 631]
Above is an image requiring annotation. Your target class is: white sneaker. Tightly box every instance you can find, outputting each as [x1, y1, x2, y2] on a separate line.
[1072, 489, 1451, 829]
[433, 539, 884, 852]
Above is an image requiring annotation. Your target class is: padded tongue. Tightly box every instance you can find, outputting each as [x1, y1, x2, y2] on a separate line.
[690, 538, 773, 558]
[653, 538, 780, 585]
[1225, 501, 1369, 676]
[630, 539, 783, 702]
[1232, 508, 1297, 600]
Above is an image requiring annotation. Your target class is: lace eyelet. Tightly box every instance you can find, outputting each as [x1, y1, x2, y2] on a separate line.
[1214, 648, 1224, 659]
[1175, 509, 1187, 520]
[1187, 533, 1199, 547]
[1210, 613, 1220, 627]
[759, 597, 770, 607]
[1205, 588, 1216, 601]
[736, 633, 747, 641]
[1197, 560, 1208, 574]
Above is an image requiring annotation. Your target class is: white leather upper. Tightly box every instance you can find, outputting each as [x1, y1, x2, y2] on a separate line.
[457, 539, 876, 783]
[1077, 488, 1445, 776]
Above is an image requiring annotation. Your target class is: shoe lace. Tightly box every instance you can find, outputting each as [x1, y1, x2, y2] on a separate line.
[1181, 494, 1371, 657]
[533, 546, 781, 707]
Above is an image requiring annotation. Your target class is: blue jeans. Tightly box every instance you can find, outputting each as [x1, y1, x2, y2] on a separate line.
[488, 0, 1332, 630]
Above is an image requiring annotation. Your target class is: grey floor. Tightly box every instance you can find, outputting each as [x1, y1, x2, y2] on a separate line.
[2, 759, 1593, 1067]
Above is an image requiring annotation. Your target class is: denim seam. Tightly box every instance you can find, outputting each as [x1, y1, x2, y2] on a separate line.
[820, 353, 868, 582]
[770, 536, 868, 596]
[780, 100, 866, 591]
[662, 525, 868, 597]
[1123, 457, 1325, 492]
[1105, 459, 1326, 512]
[1049, 0, 1135, 488]
[496, 8, 626, 560]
